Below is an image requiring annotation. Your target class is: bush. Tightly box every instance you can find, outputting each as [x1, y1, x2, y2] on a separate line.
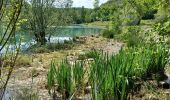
[142, 9, 157, 20]
[154, 21, 170, 36]
[102, 29, 115, 38]
[122, 26, 143, 47]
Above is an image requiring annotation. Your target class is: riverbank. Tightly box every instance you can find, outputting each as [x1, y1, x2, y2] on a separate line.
[2, 33, 170, 99]
[2, 20, 170, 99]
[5, 35, 123, 99]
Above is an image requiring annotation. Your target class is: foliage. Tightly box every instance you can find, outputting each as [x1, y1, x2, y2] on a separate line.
[47, 60, 83, 99]
[156, 0, 170, 22]
[154, 20, 170, 36]
[142, 9, 157, 19]
[122, 26, 143, 47]
[23, 0, 72, 45]
[102, 29, 115, 38]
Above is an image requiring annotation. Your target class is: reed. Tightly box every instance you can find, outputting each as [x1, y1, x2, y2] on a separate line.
[47, 41, 169, 99]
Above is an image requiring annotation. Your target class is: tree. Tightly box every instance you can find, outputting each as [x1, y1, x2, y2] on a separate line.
[127, 0, 158, 24]
[0, 0, 23, 99]
[80, 6, 86, 23]
[24, 0, 72, 45]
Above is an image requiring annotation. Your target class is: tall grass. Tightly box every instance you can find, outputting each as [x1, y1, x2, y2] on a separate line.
[47, 60, 73, 99]
[47, 40, 169, 99]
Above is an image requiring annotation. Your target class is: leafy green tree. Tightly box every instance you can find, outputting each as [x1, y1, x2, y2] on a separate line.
[24, 0, 72, 45]
[127, 0, 158, 24]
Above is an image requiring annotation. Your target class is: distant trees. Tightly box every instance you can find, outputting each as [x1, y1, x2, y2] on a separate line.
[80, 6, 86, 23]
[68, 7, 93, 24]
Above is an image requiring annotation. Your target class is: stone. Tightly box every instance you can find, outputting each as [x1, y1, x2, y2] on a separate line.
[158, 81, 170, 89]
[87, 58, 94, 62]
[84, 94, 92, 100]
[144, 94, 158, 100]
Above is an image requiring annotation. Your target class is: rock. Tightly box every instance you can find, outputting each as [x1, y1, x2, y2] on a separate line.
[158, 81, 170, 89]
[91, 35, 94, 37]
[144, 94, 158, 100]
[91, 38, 94, 40]
[85, 86, 91, 94]
[74, 36, 87, 43]
[77, 96, 83, 100]
[84, 94, 92, 100]
[95, 35, 99, 38]
[79, 51, 86, 55]
[158, 73, 170, 89]
[87, 58, 94, 62]
[66, 56, 77, 61]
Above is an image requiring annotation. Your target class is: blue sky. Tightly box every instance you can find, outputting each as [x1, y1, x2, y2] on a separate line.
[72, 0, 108, 8]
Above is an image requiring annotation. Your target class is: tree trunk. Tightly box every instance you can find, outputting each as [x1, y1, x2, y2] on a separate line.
[40, 31, 47, 45]
[34, 31, 47, 45]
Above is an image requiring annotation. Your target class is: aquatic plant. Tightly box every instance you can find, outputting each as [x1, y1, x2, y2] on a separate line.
[47, 40, 169, 99]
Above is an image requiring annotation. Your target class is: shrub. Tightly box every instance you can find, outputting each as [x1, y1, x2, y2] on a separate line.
[102, 29, 115, 38]
[122, 26, 143, 47]
[142, 9, 157, 20]
[154, 21, 170, 36]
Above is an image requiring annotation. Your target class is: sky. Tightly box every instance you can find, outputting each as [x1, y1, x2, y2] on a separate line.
[72, 0, 108, 8]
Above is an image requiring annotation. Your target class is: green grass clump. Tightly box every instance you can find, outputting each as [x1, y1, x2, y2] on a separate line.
[47, 60, 73, 99]
[47, 60, 85, 99]
[47, 40, 169, 99]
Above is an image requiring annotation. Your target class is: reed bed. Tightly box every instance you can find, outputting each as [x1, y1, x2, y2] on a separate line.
[47, 40, 169, 100]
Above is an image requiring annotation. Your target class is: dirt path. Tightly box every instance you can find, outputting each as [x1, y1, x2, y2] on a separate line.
[5, 35, 123, 99]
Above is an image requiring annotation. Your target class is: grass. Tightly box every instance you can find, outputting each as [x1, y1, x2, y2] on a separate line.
[47, 37, 169, 99]
[2, 54, 31, 67]
[16, 55, 31, 66]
